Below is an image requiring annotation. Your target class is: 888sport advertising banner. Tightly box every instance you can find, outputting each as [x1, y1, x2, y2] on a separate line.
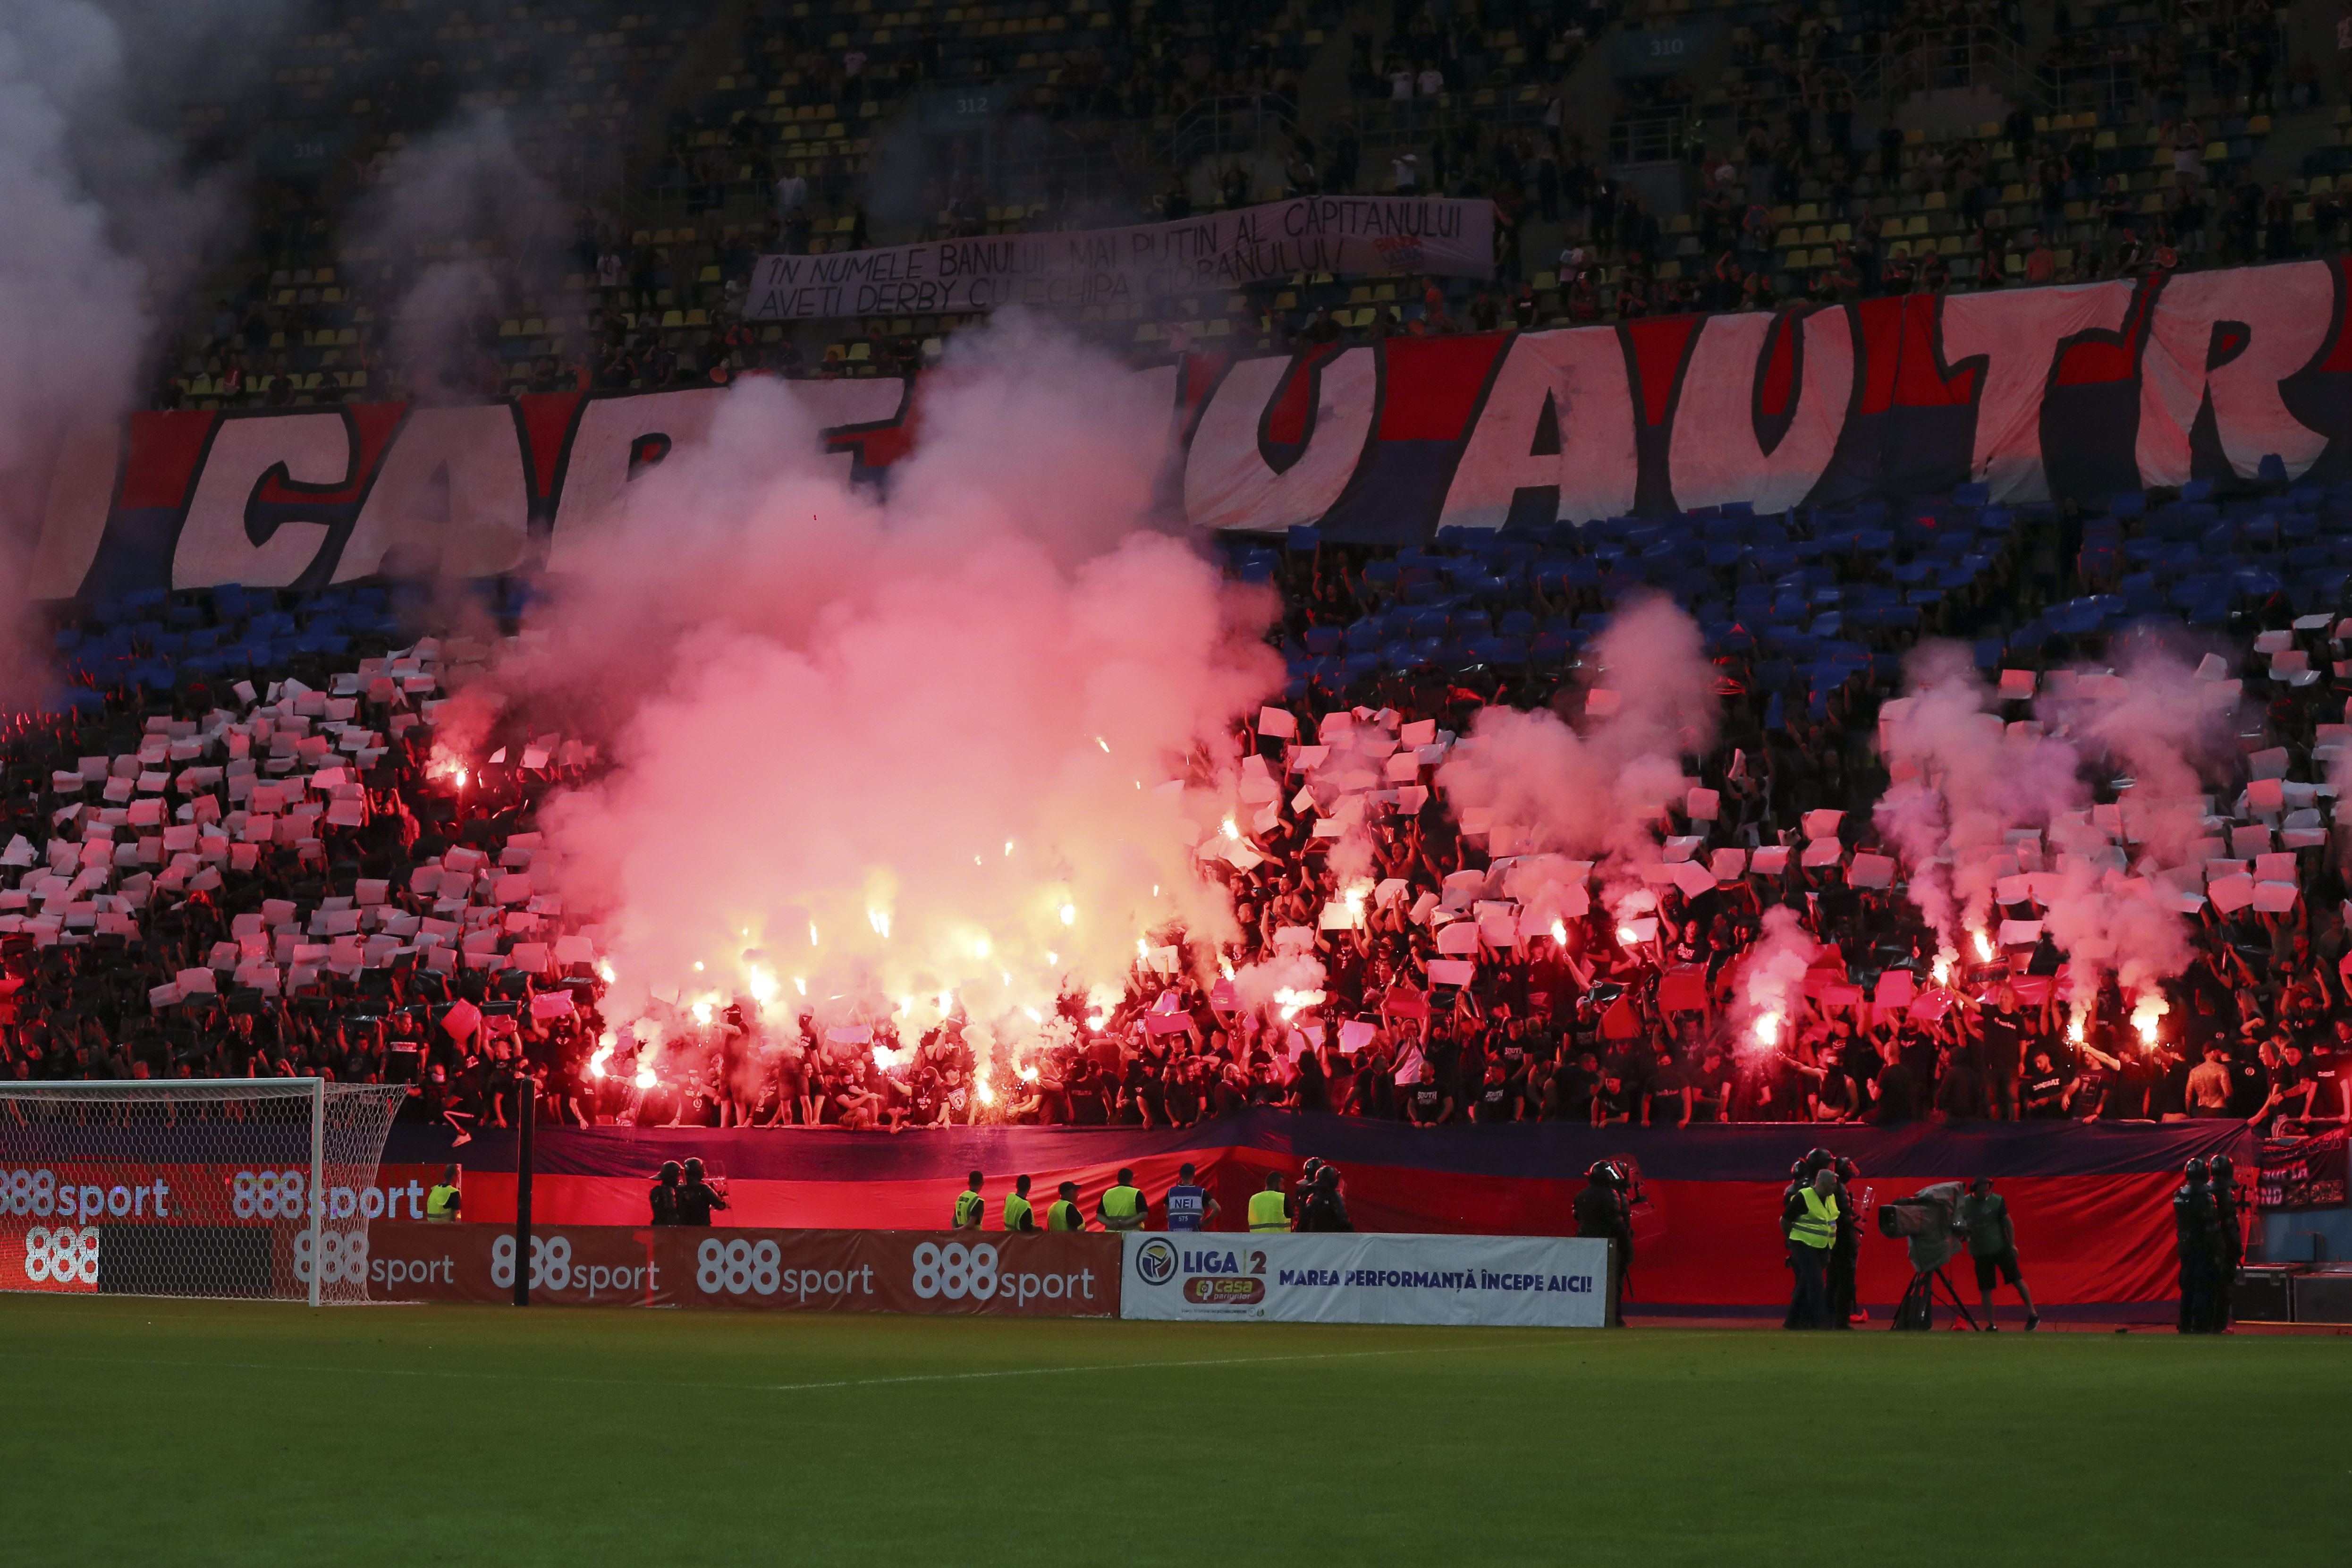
[0, 1161, 451, 1297]
[362, 1223, 1120, 1316]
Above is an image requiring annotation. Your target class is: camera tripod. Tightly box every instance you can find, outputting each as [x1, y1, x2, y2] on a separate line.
[1893, 1265, 1980, 1331]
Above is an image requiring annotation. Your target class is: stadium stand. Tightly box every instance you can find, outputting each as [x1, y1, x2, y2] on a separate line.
[10, 443, 2352, 1137]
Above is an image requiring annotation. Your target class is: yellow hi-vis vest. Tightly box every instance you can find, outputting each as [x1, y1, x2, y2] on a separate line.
[953, 1190, 984, 1228]
[1101, 1185, 1142, 1228]
[425, 1184, 459, 1222]
[1248, 1189, 1289, 1232]
[1048, 1200, 1083, 1231]
[1003, 1193, 1033, 1231]
[1790, 1186, 1839, 1250]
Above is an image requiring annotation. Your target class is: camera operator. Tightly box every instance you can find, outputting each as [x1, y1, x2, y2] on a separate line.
[1574, 1161, 1633, 1327]
[2173, 1158, 2220, 1334]
[1956, 1176, 2039, 1330]
[1781, 1162, 1840, 1330]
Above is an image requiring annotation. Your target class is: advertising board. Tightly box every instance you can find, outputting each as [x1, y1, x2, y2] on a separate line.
[1120, 1232, 1611, 1327]
[364, 1223, 1120, 1316]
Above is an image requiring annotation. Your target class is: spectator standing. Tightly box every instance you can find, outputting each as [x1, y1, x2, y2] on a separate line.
[2186, 1045, 2233, 1117]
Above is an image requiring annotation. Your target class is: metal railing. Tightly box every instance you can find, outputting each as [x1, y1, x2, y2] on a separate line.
[1608, 110, 1685, 166]
[1850, 22, 2044, 113]
[1166, 92, 1300, 168]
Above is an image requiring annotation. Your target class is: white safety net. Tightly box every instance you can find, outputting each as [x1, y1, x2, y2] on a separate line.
[0, 1080, 409, 1304]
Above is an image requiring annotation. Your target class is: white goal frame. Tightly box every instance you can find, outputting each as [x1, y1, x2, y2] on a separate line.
[0, 1079, 409, 1306]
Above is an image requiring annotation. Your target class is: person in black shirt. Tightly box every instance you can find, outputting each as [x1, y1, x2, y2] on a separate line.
[2068, 1043, 2118, 1120]
[2020, 1051, 2067, 1119]
[1870, 1057, 1915, 1124]
[676, 1157, 729, 1225]
[2174, 1159, 2221, 1333]
[1687, 1045, 1734, 1123]
[1933, 1046, 1984, 1124]
[1545, 1052, 1599, 1121]
[2224, 1039, 2270, 1120]
[1064, 1062, 1108, 1125]
[1298, 1165, 1352, 1231]
[1591, 1069, 1639, 1126]
[1645, 1048, 1689, 1128]
[1470, 1062, 1516, 1123]
[2209, 1153, 2243, 1330]
[648, 1160, 681, 1226]
[2112, 1045, 2162, 1120]
[1976, 997, 2024, 1120]
[1572, 1161, 1633, 1326]
[1405, 1075, 1453, 1126]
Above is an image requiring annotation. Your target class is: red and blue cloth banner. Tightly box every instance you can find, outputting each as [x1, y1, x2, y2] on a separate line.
[389, 1110, 2250, 1313]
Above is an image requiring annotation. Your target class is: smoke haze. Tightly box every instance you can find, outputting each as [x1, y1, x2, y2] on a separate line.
[485, 316, 1279, 1056]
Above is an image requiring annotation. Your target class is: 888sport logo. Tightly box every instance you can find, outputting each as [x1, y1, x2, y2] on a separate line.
[22, 1225, 100, 1284]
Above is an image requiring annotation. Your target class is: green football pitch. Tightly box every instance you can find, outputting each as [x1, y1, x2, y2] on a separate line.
[2, 1294, 2341, 1567]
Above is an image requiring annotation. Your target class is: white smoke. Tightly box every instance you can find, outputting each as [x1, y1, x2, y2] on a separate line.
[355, 106, 566, 405]
[1874, 636, 2238, 1006]
[1435, 594, 1720, 873]
[0, 0, 202, 697]
[486, 314, 1279, 1061]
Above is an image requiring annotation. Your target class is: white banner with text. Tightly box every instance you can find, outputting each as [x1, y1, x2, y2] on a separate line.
[745, 195, 1495, 320]
[1119, 1231, 1609, 1327]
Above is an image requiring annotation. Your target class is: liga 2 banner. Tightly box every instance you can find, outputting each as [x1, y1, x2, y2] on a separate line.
[363, 1222, 1119, 1315]
[1118, 1231, 1610, 1328]
[745, 195, 1494, 320]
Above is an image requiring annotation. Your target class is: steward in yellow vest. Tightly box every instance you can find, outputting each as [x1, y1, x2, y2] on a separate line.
[1248, 1172, 1292, 1232]
[1003, 1174, 1036, 1233]
[1781, 1168, 1839, 1329]
[953, 1170, 985, 1229]
[1098, 1167, 1145, 1232]
[424, 1166, 462, 1222]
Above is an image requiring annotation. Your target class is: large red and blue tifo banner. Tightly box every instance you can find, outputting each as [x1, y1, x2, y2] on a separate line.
[30, 259, 2352, 599]
[386, 1111, 2251, 1314]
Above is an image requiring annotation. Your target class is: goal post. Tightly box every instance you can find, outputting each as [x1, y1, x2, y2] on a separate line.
[0, 1080, 409, 1305]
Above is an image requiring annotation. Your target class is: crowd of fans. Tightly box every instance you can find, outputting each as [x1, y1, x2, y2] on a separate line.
[144, 0, 2352, 406]
[9, 464, 2352, 1146]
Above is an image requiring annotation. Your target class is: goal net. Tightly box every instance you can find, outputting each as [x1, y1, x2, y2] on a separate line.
[0, 1080, 410, 1305]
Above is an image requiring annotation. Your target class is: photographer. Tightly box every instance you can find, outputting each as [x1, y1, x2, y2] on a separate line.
[1955, 1177, 2038, 1330]
[1574, 1161, 1633, 1327]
